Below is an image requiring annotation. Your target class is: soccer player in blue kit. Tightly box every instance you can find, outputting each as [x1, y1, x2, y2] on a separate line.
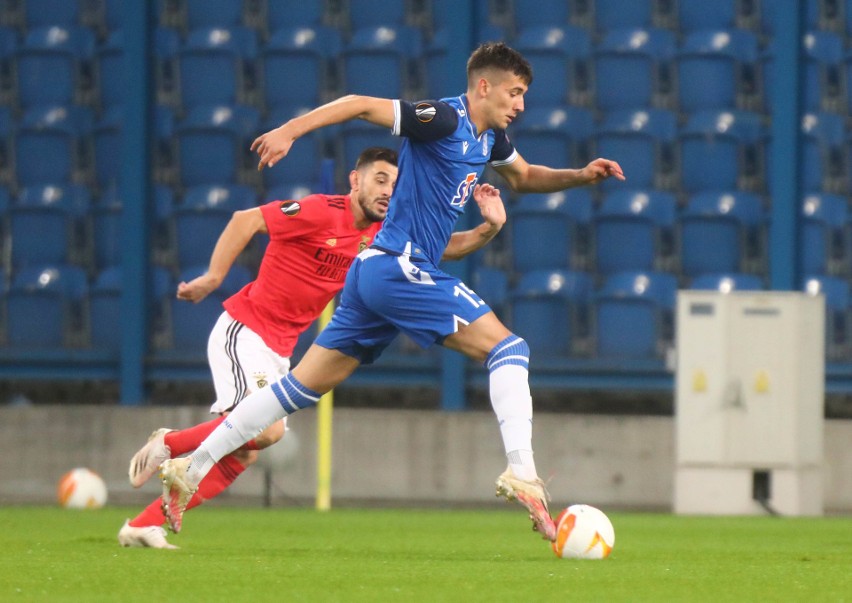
[160, 42, 625, 541]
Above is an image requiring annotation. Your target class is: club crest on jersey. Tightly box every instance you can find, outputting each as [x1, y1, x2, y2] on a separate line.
[326, 238, 337, 247]
[253, 372, 268, 389]
[358, 235, 370, 252]
[279, 201, 301, 216]
[415, 103, 436, 123]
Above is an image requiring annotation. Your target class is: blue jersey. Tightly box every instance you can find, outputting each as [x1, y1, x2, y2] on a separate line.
[370, 95, 517, 263]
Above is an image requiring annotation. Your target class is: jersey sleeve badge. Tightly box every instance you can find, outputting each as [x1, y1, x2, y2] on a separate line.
[415, 102, 437, 123]
[279, 201, 301, 216]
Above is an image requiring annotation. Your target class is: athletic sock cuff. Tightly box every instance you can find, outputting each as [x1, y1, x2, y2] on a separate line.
[485, 334, 530, 372]
[271, 373, 321, 414]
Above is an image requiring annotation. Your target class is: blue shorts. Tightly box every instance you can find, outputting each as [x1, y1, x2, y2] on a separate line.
[315, 249, 493, 364]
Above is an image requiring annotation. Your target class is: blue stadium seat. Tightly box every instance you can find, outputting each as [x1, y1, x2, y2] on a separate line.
[511, 106, 593, 170]
[13, 105, 94, 187]
[424, 27, 451, 99]
[594, 108, 677, 192]
[594, 190, 677, 276]
[679, 191, 765, 277]
[767, 31, 843, 114]
[10, 183, 91, 269]
[510, 189, 593, 274]
[676, 0, 738, 32]
[678, 110, 765, 194]
[338, 119, 400, 179]
[689, 273, 764, 291]
[760, 0, 821, 35]
[261, 107, 328, 190]
[262, 25, 342, 111]
[676, 29, 759, 113]
[765, 112, 845, 195]
[342, 25, 422, 98]
[803, 274, 850, 360]
[176, 104, 261, 188]
[511, 269, 593, 357]
[800, 193, 848, 277]
[594, 0, 653, 32]
[185, 0, 243, 29]
[513, 25, 591, 107]
[593, 28, 675, 111]
[15, 25, 95, 109]
[263, 183, 319, 203]
[100, 0, 125, 32]
[178, 26, 258, 110]
[22, 0, 82, 28]
[6, 264, 88, 348]
[346, 0, 408, 29]
[173, 184, 257, 268]
[511, 0, 570, 30]
[593, 270, 677, 359]
[88, 265, 174, 351]
[265, 0, 325, 32]
[169, 264, 252, 352]
[471, 266, 509, 315]
[93, 106, 122, 192]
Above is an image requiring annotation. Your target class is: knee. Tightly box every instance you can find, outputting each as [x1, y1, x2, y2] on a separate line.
[253, 418, 286, 449]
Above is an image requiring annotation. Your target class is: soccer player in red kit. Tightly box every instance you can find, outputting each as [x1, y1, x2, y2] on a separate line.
[118, 147, 508, 547]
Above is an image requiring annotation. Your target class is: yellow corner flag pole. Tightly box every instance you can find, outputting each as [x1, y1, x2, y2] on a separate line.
[315, 300, 335, 511]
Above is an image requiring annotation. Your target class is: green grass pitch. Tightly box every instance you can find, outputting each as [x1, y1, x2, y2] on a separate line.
[1, 506, 849, 602]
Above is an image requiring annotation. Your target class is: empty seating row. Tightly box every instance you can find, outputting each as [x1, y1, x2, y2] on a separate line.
[473, 266, 852, 362]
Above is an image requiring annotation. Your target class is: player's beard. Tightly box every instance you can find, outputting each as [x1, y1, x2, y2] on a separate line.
[361, 197, 388, 223]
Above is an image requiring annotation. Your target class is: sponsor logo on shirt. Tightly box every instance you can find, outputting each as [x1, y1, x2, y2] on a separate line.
[415, 103, 436, 123]
[279, 201, 301, 216]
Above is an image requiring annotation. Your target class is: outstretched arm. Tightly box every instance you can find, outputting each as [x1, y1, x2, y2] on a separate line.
[443, 184, 507, 261]
[494, 154, 625, 193]
[176, 208, 267, 303]
[251, 95, 395, 170]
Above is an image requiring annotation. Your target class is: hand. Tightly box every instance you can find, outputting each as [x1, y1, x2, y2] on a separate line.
[176, 273, 220, 303]
[472, 183, 506, 231]
[581, 158, 626, 185]
[250, 123, 297, 171]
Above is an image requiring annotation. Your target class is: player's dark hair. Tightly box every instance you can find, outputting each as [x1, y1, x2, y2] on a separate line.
[355, 147, 398, 170]
[466, 42, 533, 86]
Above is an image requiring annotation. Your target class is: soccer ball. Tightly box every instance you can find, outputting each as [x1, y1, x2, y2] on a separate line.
[57, 468, 108, 509]
[551, 504, 615, 559]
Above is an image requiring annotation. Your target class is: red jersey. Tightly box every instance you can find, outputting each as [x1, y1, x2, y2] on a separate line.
[223, 194, 381, 357]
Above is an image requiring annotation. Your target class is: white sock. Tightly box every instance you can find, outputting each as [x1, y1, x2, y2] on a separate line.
[489, 364, 538, 481]
[187, 384, 287, 483]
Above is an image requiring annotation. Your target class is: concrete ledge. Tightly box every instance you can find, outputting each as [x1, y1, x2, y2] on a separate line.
[2, 405, 850, 512]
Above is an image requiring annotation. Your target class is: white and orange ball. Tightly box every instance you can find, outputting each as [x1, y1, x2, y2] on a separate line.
[551, 504, 615, 559]
[57, 468, 108, 509]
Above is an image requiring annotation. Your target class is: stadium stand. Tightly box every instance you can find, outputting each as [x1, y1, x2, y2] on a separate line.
[593, 27, 676, 111]
[679, 191, 766, 278]
[510, 269, 593, 357]
[5, 264, 88, 348]
[593, 270, 677, 360]
[593, 189, 677, 276]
